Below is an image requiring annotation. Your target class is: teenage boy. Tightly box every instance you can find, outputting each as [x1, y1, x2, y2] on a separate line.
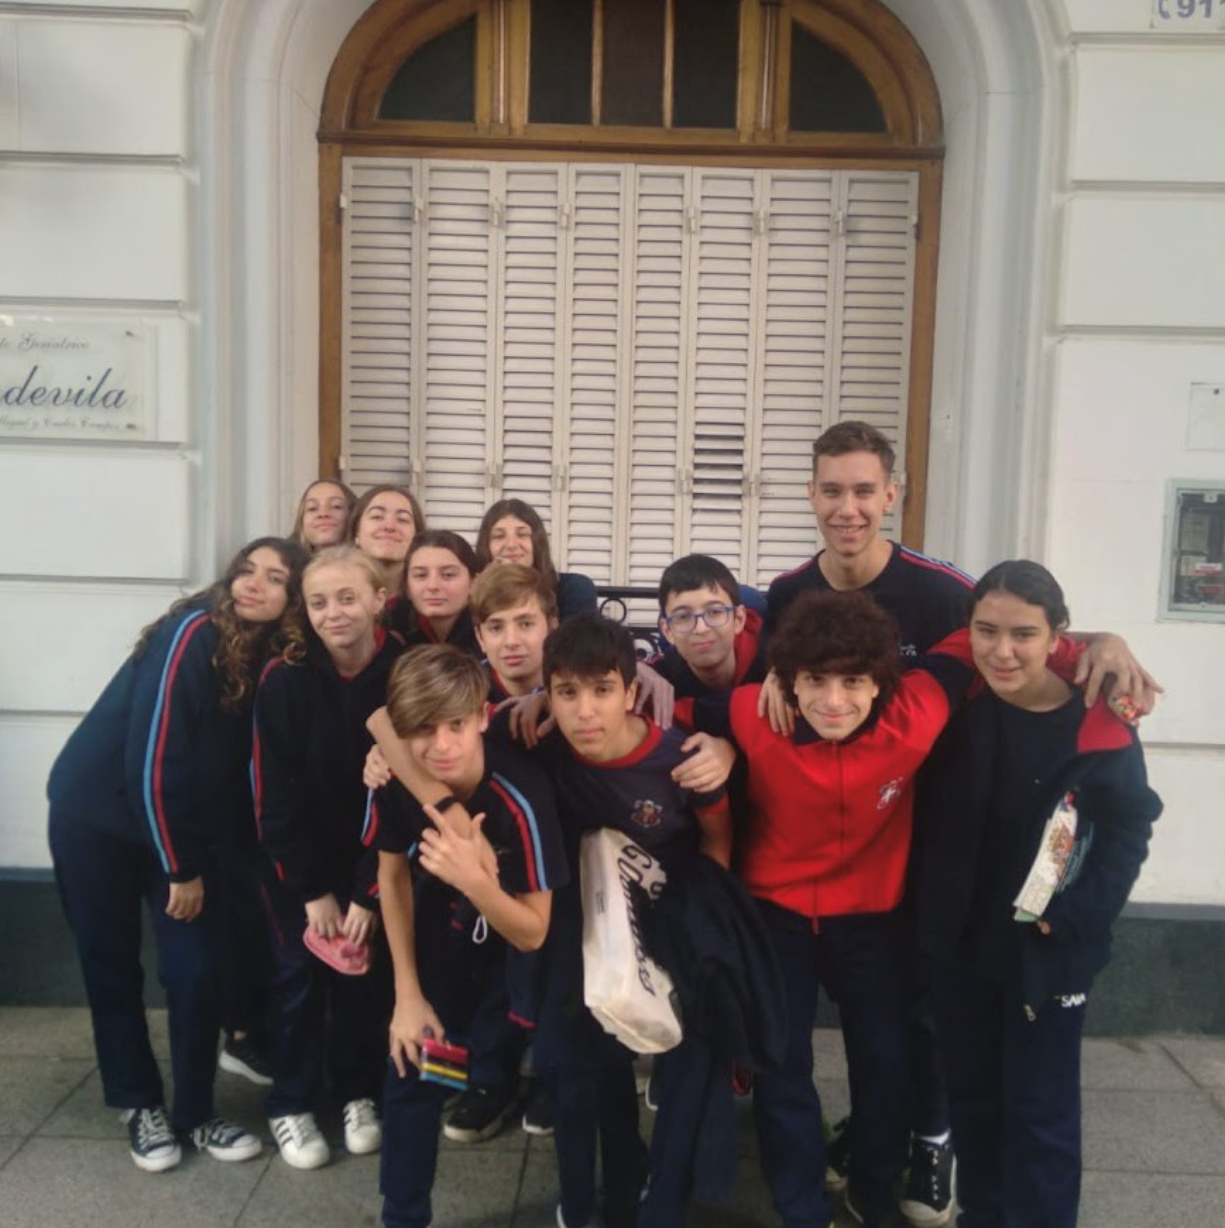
[651, 554, 768, 732]
[472, 563, 556, 703]
[367, 644, 568, 1228]
[538, 613, 734, 1228]
[759, 420, 1159, 1226]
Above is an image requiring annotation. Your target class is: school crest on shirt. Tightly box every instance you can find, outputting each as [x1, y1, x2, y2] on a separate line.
[877, 777, 904, 809]
[631, 798, 664, 829]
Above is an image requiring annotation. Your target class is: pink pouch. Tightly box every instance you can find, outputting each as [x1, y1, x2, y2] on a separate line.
[302, 927, 371, 976]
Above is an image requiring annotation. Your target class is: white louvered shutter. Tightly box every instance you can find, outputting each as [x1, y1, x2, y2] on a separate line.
[417, 161, 497, 537]
[554, 164, 629, 584]
[497, 166, 563, 520]
[340, 159, 417, 488]
[625, 167, 688, 588]
[829, 171, 918, 542]
[686, 169, 758, 580]
[748, 169, 836, 586]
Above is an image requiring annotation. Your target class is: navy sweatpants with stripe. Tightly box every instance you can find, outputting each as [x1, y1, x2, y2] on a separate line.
[50, 811, 221, 1132]
[932, 957, 1086, 1228]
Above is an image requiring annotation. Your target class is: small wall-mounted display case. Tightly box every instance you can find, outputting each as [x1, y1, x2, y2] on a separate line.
[1161, 482, 1225, 622]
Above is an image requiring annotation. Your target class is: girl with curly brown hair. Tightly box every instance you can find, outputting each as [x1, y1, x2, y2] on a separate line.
[47, 536, 309, 1175]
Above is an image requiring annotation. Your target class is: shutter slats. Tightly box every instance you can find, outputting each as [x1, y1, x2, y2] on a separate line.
[340, 157, 918, 590]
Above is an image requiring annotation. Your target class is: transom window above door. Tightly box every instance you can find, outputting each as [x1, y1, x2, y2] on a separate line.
[319, 0, 944, 567]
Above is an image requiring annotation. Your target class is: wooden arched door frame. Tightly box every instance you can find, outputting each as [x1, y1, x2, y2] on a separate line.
[318, 0, 943, 544]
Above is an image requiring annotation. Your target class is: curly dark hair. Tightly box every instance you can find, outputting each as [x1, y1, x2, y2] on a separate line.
[135, 537, 309, 711]
[768, 590, 901, 708]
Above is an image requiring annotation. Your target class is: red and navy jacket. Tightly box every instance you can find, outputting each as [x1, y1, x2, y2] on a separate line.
[47, 607, 249, 883]
[766, 542, 974, 659]
[648, 608, 768, 732]
[920, 688, 1161, 1011]
[389, 602, 480, 657]
[728, 631, 977, 920]
[365, 735, 567, 902]
[252, 628, 402, 907]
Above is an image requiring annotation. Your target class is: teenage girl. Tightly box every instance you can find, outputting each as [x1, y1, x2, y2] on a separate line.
[48, 536, 308, 1173]
[253, 545, 401, 1169]
[920, 561, 1161, 1228]
[393, 529, 480, 655]
[349, 484, 426, 610]
[291, 478, 356, 551]
[475, 498, 597, 623]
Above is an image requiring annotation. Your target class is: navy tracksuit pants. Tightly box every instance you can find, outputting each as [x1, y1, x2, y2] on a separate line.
[753, 901, 910, 1228]
[380, 879, 524, 1228]
[932, 957, 1086, 1228]
[261, 874, 390, 1117]
[49, 811, 221, 1132]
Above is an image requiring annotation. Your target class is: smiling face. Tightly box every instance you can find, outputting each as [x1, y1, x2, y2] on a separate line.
[299, 482, 350, 549]
[230, 546, 292, 624]
[547, 670, 639, 762]
[807, 451, 898, 562]
[408, 546, 472, 623]
[660, 584, 745, 680]
[475, 596, 553, 691]
[354, 491, 417, 562]
[404, 708, 488, 792]
[792, 669, 880, 741]
[303, 561, 386, 659]
[487, 515, 535, 567]
[970, 589, 1062, 705]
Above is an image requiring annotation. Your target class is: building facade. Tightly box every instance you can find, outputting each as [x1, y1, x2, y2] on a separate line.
[2, 0, 1223, 1020]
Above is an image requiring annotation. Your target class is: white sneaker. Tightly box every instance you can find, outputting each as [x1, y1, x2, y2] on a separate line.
[342, 1097, 382, 1155]
[269, 1112, 330, 1170]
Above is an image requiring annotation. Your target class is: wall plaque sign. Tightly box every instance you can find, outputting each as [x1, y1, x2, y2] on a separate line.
[0, 318, 154, 441]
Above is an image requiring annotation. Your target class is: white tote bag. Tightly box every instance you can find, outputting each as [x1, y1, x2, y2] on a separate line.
[579, 827, 683, 1054]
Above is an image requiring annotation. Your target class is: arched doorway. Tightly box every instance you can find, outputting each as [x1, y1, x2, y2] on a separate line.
[317, 0, 943, 588]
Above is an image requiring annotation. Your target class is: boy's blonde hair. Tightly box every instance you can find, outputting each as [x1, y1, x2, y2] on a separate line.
[471, 564, 557, 626]
[387, 644, 488, 735]
[303, 544, 387, 596]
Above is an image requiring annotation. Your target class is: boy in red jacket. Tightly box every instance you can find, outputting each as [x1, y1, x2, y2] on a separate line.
[726, 588, 976, 1228]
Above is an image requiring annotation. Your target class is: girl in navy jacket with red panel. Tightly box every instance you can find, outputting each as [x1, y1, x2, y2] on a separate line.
[920, 562, 1160, 1228]
[253, 545, 401, 1170]
[47, 536, 308, 1174]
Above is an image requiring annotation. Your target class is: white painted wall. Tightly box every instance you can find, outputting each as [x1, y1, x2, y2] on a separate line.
[1044, 3, 1225, 904]
[1, 0, 1221, 911]
[0, 2, 202, 864]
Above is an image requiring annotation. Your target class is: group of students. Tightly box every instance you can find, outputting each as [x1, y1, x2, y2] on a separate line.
[47, 420, 1162, 1228]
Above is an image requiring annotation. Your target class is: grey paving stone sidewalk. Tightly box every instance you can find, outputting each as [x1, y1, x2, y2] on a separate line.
[0, 1009, 1223, 1227]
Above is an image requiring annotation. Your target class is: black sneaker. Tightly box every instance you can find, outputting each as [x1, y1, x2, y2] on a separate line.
[218, 1034, 273, 1086]
[846, 1183, 907, 1228]
[824, 1115, 851, 1191]
[521, 1080, 554, 1136]
[442, 1084, 518, 1143]
[899, 1136, 954, 1227]
[190, 1116, 263, 1162]
[121, 1106, 181, 1173]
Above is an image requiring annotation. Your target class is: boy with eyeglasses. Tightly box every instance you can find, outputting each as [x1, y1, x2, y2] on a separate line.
[651, 555, 769, 733]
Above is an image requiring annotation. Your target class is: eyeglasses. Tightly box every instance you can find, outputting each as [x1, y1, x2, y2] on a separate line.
[663, 604, 736, 634]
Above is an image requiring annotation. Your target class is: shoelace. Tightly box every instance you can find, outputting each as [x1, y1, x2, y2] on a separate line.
[196, 1118, 244, 1146]
[134, 1107, 174, 1148]
[273, 1115, 317, 1147]
[344, 1100, 377, 1130]
[912, 1141, 946, 1199]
